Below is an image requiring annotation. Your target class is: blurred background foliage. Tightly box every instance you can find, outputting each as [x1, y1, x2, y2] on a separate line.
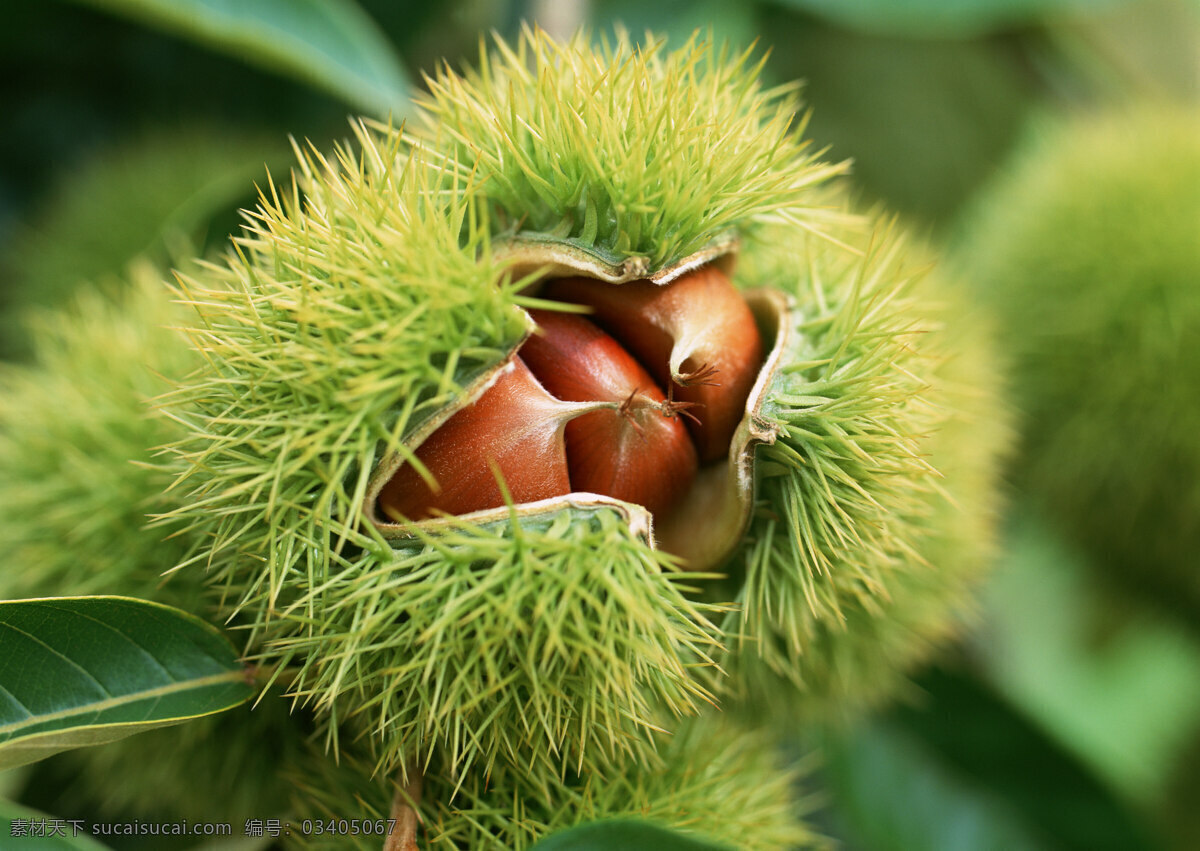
[1, 0, 1198, 849]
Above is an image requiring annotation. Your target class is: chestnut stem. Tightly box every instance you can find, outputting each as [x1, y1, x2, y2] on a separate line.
[384, 765, 423, 851]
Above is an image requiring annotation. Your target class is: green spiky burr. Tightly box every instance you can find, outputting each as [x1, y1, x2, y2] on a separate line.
[413, 28, 1010, 712]
[162, 125, 722, 782]
[0, 268, 195, 602]
[0, 271, 314, 822]
[159, 27, 1009, 807]
[412, 29, 849, 269]
[288, 711, 821, 850]
[712, 204, 1010, 715]
[953, 105, 1200, 622]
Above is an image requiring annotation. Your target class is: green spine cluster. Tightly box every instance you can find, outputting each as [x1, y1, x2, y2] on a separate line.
[291, 712, 819, 850]
[953, 105, 1200, 621]
[413, 28, 849, 267]
[162, 121, 721, 782]
[724, 208, 1010, 714]
[0, 269, 193, 602]
[0, 271, 307, 821]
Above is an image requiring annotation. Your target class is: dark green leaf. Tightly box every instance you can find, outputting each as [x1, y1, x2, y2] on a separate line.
[824, 719, 1052, 851]
[65, 0, 413, 116]
[891, 665, 1166, 851]
[0, 597, 253, 771]
[530, 820, 731, 851]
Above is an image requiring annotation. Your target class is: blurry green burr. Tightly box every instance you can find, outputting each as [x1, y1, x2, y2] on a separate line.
[954, 104, 1200, 622]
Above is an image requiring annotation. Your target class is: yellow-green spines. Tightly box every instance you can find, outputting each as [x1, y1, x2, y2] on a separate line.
[272, 508, 721, 778]
[953, 105, 1200, 620]
[725, 207, 1009, 713]
[415, 27, 848, 268]
[0, 270, 195, 602]
[163, 123, 720, 779]
[165, 124, 523, 601]
[291, 713, 821, 850]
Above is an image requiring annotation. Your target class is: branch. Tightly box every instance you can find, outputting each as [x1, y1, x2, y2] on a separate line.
[383, 764, 423, 851]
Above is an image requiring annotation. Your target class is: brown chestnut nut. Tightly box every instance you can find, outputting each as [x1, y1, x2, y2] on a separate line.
[543, 265, 764, 462]
[520, 309, 698, 519]
[378, 358, 610, 521]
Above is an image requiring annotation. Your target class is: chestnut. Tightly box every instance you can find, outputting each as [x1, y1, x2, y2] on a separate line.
[543, 266, 764, 462]
[520, 309, 698, 519]
[377, 264, 767, 531]
[377, 358, 611, 521]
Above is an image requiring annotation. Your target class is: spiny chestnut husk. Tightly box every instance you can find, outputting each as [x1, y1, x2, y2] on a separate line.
[0, 269, 196, 602]
[163, 29, 1008, 802]
[162, 123, 725, 783]
[288, 710, 819, 851]
[367, 251, 785, 574]
[952, 106, 1200, 626]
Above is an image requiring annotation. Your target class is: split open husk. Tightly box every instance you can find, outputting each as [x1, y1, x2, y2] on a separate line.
[365, 235, 791, 573]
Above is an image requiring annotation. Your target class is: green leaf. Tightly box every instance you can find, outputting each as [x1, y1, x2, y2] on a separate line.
[64, 0, 412, 116]
[974, 515, 1200, 805]
[824, 719, 1053, 851]
[530, 820, 730, 851]
[766, 0, 1132, 36]
[0, 798, 110, 849]
[889, 666, 1165, 851]
[0, 597, 253, 771]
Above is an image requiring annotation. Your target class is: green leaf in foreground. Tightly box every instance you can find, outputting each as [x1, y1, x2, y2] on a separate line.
[0, 798, 110, 850]
[530, 820, 731, 851]
[0, 597, 252, 771]
[67, 0, 413, 117]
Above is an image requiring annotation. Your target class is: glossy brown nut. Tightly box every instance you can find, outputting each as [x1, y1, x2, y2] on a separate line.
[543, 265, 764, 462]
[521, 309, 698, 519]
[378, 358, 593, 521]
